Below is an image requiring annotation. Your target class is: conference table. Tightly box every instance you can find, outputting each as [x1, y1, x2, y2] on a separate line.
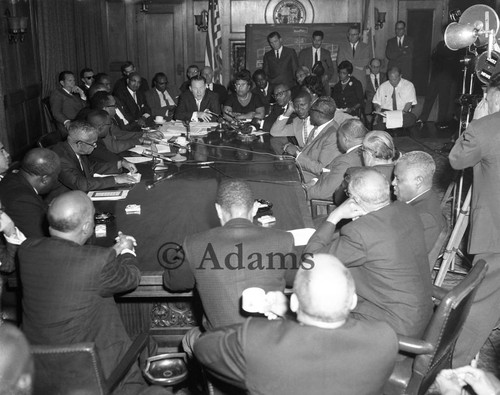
[93, 129, 313, 341]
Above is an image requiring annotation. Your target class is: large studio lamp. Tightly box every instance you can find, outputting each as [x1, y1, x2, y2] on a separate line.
[444, 23, 477, 50]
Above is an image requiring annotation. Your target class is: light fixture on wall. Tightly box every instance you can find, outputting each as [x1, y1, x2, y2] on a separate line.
[374, 8, 386, 30]
[195, 10, 208, 32]
[5, 8, 28, 44]
[140, 1, 151, 13]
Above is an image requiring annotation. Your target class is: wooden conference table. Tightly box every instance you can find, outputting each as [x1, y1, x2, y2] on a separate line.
[93, 130, 313, 339]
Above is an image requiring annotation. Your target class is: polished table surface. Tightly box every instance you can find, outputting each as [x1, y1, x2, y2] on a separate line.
[94, 131, 313, 278]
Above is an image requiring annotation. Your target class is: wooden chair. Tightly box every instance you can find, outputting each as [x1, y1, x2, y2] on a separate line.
[384, 259, 487, 395]
[31, 332, 149, 395]
[37, 131, 63, 148]
[41, 97, 58, 134]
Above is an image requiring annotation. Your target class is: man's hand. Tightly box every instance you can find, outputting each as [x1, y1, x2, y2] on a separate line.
[284, 144, 300, 157]
[121, 160, 137, 174]
[454, 366, 500, 395]
[327, 197, 366, 225]
[262, 291, 288, 320]
[283, 101, 295, 117]
[114, 174, 139, 184]
[146, 130, 164, 140]
[137, 118, 147, 127]
[112, 231, 137, 255]
[197, 111, 212, 122]
[0, 212, 16, 238]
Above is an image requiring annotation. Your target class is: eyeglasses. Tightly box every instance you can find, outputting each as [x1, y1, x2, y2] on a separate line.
[84, 76, 95, 80]
[273, 89, 290, 98]
[105, 104, 117, 108]
[78, 140, 97, 148]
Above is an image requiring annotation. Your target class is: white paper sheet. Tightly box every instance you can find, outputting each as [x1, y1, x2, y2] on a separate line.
[287, 228, 316, 246]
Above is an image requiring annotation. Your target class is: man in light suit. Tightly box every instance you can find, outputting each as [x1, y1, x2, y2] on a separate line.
[283, 96, 341, 182]
[337, 25, 372, 92]
[386, 21, 414, 81]
[174, 76, 220, 122]
[306, 168, 433, 337]
[263, 31, 299, 87]
[298, 30, 335, 95]
[19, 191, 148, 395]
[144, 72, 179, 120]
[450, 73, 500, 367]
[113, 72, 152, 128]
[193, 254, 398, 395]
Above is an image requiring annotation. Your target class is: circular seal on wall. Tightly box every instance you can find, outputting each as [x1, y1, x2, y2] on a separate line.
[265, 0, 314, 24]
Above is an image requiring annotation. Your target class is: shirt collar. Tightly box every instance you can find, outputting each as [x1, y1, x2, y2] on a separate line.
[127, 86, 136, 96]
[406, 188, 431, 204]
[346, 144, 362, 154]
[315, 118, 335, 134]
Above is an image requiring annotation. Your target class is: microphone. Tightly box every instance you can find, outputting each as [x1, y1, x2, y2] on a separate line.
[145, 173, 175, 190]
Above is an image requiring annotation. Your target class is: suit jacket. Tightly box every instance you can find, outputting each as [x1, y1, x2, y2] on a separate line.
[194, 316, 398, 395]
[270, 115, 307, 147]
[144, 86, 179, 118]
[163, 218, 295, 330]
[409, 189, 447, 257]
[306, 146, 363, 200]
[298, 46, 335, 79]
[251, 83, 275, 115]
[449, 111, 500, 254]
[365, 73, 387, 114]
[297, 119, 341, 180]
[113, 84, 151, 122]
[209, 83, 228, 108]
[263, 46, 299, 87]
[49, 87, 86, 130]
[51, 141, 119, 192]
[113, 77, 149, 96]
[0, 239, 18, 274]
[19, 237, 140, 379]
[174, 90, 220, 122]
[337, 40, 372, 91]
[0, 172, 49, 237]
[306, 201, 433, 337]
[262, 103, 287, 133]
[386, 36, 414, 80]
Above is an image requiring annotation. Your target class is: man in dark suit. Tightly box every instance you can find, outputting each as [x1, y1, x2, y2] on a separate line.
[51, 121, 138, 193]
[263, 31, 299, 87]
[386, 21, 414, 81]
[0, 208, 26, 274]
[251, 69, 275, 114]
[19, 191, 147, 394]
[298, 30, 334, 95]
[79, 67, 94, 97]
[174, 76, 220, 122]
[283, 96, 341, 182]
[113, 72, 152, 128]
[112, 61, 149, 95]
[49, 71, 87, 135]
[163, 179, 295, 331]
[262, 83, 292, 133]
[306, 119, 366, 200]
[179, 64, 199, 93]
[144, 72, 179, 120]
[392, 151, 447, 263]
[201, 66, 228, 108]
[193, 254, 398, 395]
[0, 148, 61, 238]
[450, 73, 500, 367]
[364, 58, 387, 117]
[306, 168, 433, 337]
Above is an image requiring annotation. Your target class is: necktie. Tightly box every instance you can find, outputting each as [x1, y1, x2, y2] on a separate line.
[399, 38, 402, 48]
[161, 91, 169, 106]
[374, 75, 379, 89]
[352, 44, 356, 58]
[392, 87, 397, 110]
[307, 126, 318, 144]
[276, 50, 279, 59]
[196, 99, 201, 111]
[315, 50, 319, 63]
[133, 91, 137, 104]
[208, 83, 214, 91]
[302, 119, 308, 143]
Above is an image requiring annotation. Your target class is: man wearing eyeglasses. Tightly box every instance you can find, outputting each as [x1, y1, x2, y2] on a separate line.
[79, 67, 94, 97]
[51, 121, 139, 194]
[262, 84, 292, 133]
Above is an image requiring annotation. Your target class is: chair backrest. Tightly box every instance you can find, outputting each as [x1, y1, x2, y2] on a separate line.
[31, 342, 108, 395]
[41, 97, 57, 134]
[428, 224, 451, 270]
[37, 131, 63, 148]
[408, 259, 487, 394]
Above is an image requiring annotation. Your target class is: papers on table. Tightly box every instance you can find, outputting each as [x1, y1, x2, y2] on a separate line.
[287, 228, 316, 246]
[88, 189, 129, 201]
[129, 144, 171, 155]
[124, 156, 152, 164]
[385, 111, 404, 129]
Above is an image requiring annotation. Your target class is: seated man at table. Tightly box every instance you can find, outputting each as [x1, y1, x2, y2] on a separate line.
[0, 148, 60, 238]
[18, 191, 148, 395]
[163, 179, 296, 331]
[174, 75, 220, 122]
[306, 118, 366, 200]
[392, 151, 447, 261]
[113, 72, 152, 128]
[251, 69, 274, 115]
[145, 72, 179, 120]
[283, 96, 341, 182]
[306, 168, 433, 337]
[193, 254, 398, 395]
[51, 121, 138, 193]
[373, 66, 417, 130]
[201, 66, 228, 109]
[112, 61, 149, 95]
[261, 83, 292, 133]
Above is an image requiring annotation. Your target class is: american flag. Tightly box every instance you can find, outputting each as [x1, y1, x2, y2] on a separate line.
[205, 0, 223, 84]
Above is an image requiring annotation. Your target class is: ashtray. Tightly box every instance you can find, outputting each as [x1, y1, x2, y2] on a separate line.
[255, 199, 273, 213]
[144, 353, 188, 386]
[94, 212, 114, 224]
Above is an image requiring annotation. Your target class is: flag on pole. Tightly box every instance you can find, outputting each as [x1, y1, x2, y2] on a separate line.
[205, 0, 223, 84]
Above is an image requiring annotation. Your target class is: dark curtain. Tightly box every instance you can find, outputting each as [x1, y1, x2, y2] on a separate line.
[36, 0, 106, 97]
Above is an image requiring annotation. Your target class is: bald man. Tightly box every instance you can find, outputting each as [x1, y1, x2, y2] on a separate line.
[51, 121, 138, 194]
[306, 168, 433, 337]
[0, 148, 60, 237]
[200, 66, 228, 106]
[19, 191, 147, 394]
[193, 254, 398, 395]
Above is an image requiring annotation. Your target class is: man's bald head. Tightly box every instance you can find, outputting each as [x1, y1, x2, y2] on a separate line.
[293, 254, 356, 325]
[201, 66, 214, 83]
[88, 83, 108, 99]
[21, 148, 61, 194]
[348, 168, 391, 209]
[48, 191, 94, 238]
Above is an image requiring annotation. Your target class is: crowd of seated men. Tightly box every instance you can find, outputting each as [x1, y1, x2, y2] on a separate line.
[0, 23, 470, 395]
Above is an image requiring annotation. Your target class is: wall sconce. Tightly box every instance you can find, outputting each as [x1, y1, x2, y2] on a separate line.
[5, 9, 28, 43]
[374, 8, 386, 30]
[139, 1, 151, 13]
[195, 10, 208, 32]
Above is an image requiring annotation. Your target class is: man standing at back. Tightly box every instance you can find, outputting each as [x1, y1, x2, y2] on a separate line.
[19, 191, 145, 394]
[263, 31, 299, 87]
[386, 21, 414, 81]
